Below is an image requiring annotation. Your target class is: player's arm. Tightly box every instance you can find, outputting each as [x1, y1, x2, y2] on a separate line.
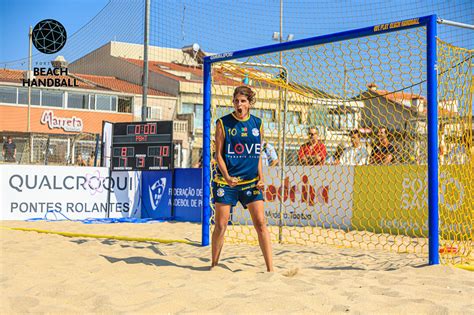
[257, 128, 265, 190]
[298, 146, 307, 165]
[383, 145, 394, 165]
[269, 144, 279, 166]
[215, 121, 237, 187]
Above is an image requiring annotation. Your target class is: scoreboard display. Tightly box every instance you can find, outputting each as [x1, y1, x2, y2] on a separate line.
[111, 121, 173, 170]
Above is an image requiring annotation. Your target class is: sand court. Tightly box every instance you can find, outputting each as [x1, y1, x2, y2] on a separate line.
[1, 220, 473, 314]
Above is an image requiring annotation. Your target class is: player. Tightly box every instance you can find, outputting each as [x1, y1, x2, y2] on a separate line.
[211, 86, 273, 272]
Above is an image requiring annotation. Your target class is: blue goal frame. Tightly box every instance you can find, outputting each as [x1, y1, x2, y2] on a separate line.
[202, 15, 439, 265]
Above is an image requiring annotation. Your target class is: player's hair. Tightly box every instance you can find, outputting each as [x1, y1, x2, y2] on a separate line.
[233, 86, 256, 105]
[349, 129, 360, 137]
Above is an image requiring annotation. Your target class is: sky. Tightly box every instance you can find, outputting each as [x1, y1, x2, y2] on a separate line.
[1, 0, 472, 67]
[0, 0, 472, 108]
[0, 0, 109, 65]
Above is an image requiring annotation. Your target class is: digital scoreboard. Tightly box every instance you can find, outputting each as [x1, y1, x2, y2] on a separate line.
[111, 121, 173, 171]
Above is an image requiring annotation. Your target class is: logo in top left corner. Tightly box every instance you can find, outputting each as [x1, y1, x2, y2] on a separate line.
[32, 19, 67, 54]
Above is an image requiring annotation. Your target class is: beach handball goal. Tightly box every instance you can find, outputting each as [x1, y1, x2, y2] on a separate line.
[202, 15, 473, 267]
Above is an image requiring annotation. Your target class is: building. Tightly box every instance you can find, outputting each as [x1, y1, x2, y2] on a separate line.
[355, 83, 469, 164]
[70, 41, 368, 165]
[0, 62, 189, 165]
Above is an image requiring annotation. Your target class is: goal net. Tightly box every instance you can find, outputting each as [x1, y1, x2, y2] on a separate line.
[203, 16, 473, 266]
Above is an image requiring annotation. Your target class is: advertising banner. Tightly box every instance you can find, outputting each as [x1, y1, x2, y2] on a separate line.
[0, 165, 140, 220]
[232, 166, 354, 229]
[352, 164, 472, 236]
[109, 171, 141, 219]
[173, 168, 202, 222]
[141, 170, 173, 220]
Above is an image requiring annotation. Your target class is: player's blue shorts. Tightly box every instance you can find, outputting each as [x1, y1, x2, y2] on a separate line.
[213, 181, 264, 209]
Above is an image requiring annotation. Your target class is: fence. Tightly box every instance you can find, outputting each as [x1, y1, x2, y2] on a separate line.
[0, 132, 100, 166]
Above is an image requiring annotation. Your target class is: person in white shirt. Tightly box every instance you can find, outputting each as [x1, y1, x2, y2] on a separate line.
[446, 131, 471, 165]
[261, 141, 279, 166]
[341, 129, 369, 166]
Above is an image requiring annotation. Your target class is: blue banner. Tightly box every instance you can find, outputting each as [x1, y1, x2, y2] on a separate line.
[141, 170, 173, 220]
[173, 168, 202, 222]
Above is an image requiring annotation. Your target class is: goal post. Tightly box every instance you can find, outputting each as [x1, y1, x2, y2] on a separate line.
[202, 15, 472, 266]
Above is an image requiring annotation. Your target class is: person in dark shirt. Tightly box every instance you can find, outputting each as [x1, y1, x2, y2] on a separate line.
[369, 127, 395, 165]
[3, 136, 17, 163]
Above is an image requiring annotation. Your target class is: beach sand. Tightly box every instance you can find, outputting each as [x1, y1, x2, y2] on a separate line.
[1, 220, 473, 314]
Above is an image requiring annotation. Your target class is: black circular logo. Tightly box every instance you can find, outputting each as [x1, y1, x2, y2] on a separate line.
[32, 19, 67, 54]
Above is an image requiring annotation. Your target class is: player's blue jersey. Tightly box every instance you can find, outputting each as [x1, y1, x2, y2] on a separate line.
[216, 112, 262, 185]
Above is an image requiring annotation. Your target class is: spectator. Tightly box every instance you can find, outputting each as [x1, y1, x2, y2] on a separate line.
[88, 152, 96, 166]
[193, 140, 216, 168]
[298, 127, 327, 165]
[76, 154, 87, 166]
[2, 136, 17, 163]
[261, 141, 279, 166]
[341, 129, 369, 165]
[327, 143, 345, 165]
[369, 126, 395, 165]
[446, 131, 471, 165]
[439, 123, 447, 165]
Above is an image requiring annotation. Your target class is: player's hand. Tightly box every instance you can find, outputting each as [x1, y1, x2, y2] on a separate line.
[256, 180, 265, 191]
[225, 176, 238, 187]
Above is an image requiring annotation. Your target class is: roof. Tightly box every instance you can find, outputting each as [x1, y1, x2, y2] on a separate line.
[356, 84, 456, 117]
[122, 58, 242, 86]
[0, 69, 172, 97]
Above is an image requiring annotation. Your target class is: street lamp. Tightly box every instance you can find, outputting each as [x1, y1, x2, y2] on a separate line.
[272, 32, 295, 43]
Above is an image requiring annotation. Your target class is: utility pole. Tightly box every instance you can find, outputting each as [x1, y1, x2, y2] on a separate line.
[141, 0, 150, 122]
[27, 26, 32, 132]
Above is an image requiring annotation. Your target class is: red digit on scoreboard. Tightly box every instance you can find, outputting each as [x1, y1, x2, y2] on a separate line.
[121, 147, 127, 157]
[120, 157, 127, 167]
[162, 146, 169, 157]
[149, 123, 156, 134]
[134, 125, 140, 135]
[144, 124, 150, 134]
[137, 157, 145, 168]
[154, 157, 163, 166]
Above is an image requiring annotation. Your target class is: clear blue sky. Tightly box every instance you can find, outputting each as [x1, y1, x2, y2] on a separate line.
[1, 0, 472, 67]
[0, 0, 110, 64]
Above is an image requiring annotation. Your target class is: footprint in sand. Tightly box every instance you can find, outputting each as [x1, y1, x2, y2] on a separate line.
[282, 268, 299, 277]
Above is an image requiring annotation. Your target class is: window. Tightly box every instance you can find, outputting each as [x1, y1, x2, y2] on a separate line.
[68, 93, 89, 109]
[18, 88, 28, 105]
[287, 111, 302, 125]
[146, 106, 162, 119]
[329, 112, 357, 130]
[89, 95, 95, 110]
[32, 89, 41, 105]
[42, 90, 63, 107]
[307, 107, 329, 126]
[0, 87, 17, 104]
[111, 96, 117, 111]
[194, 105, 203, 128]
[181, 103, 203, 129]
[180, 103, 194, 114]
[118, 97, 132, 113]
[254, 109, 274, 122]
[17, 88, 43, 106]
[96, 95, 111, 111]
[215, 106, 231, 118]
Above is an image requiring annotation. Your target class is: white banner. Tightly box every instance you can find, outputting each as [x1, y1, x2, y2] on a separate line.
[232, 166, 354, 229]
[0, 165, 141, 220]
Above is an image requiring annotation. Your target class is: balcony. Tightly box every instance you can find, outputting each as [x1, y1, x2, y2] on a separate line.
[173, 120, 188, 143]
